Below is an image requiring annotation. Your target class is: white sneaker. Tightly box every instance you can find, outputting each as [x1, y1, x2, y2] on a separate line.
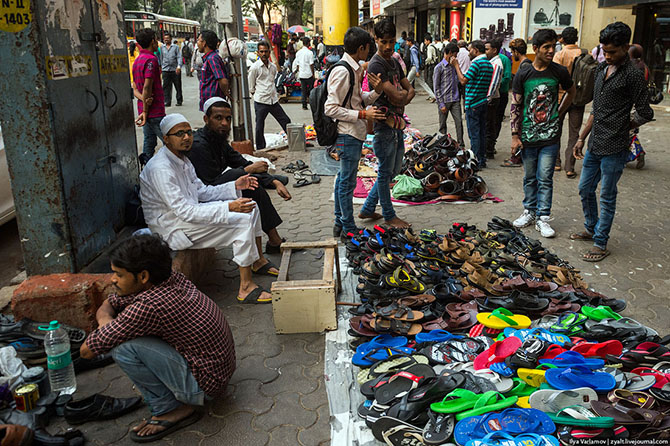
[535, 216, 556, 238]
[513, 210, 535, 228]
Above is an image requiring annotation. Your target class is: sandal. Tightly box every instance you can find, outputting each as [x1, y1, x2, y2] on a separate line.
[130, 410, 203, 443]
[236, 286, 271, 304]
[251, 261, 279, 276]
[582, 248, 610, 262]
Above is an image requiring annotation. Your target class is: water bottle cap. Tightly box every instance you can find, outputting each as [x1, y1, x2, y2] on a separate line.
[38, 320, 60, 331]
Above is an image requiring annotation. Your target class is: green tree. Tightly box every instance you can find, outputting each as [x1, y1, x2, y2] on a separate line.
[164, 0, 185, 17]
[302, 0, 313, 27]
[123, 0, 142, 10]
[280, 0, 304, 26]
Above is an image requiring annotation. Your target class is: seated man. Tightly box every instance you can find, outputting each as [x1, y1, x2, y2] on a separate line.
[80, 234, 236, 442]
[140, 113, 277, 303]
[188, 97, 291, 254]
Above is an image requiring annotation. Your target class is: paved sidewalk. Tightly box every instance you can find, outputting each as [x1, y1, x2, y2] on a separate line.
[51, 77, 670, 444]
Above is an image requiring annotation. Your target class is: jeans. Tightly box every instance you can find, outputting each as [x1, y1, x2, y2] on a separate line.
[521, 143, 559, 217]
[333, 134, 364, 232]
[162, 71, 183, 106]
[142, 117, 164, 157]
[300, 77, 314, 108]
[112, 337, 205, 417]
[438, 101, 464, 147]
[361, 126, 404, 221]
[485, 97, 500, 157]
[578, 149, 628, 249]
[557, 105, 586, 172]
[465, 102, 488, 167]
[254, 101, 291, 149]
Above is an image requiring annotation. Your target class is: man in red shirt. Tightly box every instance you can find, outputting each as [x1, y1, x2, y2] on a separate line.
[80, 235, 235, 442]
[197, 30, 230, 111]
[132, 28, 166, 159]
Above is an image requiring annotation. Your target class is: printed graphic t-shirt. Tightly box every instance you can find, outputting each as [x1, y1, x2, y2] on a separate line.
[512, 61, 573, 148]
[368, 53, 406, 131]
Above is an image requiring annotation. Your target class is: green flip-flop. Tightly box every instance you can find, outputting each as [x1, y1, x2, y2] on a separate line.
[505, 378, 537, 397]
[430, 389, 479, 414]
[550, 312, 587, 335]
[455, 391, 518, 421]
[581, 305, 622, 321]
[548, 405, 615, 428]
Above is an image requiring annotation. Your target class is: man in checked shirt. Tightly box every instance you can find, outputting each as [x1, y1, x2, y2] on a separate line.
[80, 235, 235, 442]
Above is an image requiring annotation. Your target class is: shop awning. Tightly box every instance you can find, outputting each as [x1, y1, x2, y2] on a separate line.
[382, 0, 470, 14]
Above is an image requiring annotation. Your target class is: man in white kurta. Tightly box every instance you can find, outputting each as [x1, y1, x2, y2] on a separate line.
[140, 113, 276, 303]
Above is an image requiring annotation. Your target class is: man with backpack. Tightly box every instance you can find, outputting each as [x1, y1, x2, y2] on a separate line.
[423, 34, 439, 95]
[324, 27, 385, 238]
[406, 39, 421, 83]
[554, 27, 591, 178]
[182, 39, 194, 77]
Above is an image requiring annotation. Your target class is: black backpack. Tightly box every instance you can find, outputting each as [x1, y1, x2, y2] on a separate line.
[182, 43, 192, 61]
[309, 61, 355, 146]
[571, 49, 598, 106]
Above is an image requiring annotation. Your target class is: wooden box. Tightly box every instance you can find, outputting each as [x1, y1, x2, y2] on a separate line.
[271, 240, 342, 334]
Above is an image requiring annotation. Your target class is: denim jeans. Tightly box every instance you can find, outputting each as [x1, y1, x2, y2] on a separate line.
[112, 337, 206, 416]
[333, 134, 363, 232]
[578, 149, 628, 249]
[361, 126, 404, 221]
[521, 143, 559, 217]
[465, 102, 488, 167]
[142, 117, 164, 157]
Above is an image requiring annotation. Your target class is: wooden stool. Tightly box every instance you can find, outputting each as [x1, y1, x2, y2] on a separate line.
[271, 239, 342, 334]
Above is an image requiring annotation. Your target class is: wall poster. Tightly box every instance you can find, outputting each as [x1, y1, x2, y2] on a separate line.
[473, 0, 523, 49]
[526, 0, 578, 41]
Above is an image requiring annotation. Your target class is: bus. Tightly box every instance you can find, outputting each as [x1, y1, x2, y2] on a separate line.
[243, 16, 261, 40]
[124, 11, 200, 43]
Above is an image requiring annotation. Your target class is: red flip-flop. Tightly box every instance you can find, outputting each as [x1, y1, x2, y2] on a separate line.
[473, 336, 522, 370]
[571, 340, 623, 358]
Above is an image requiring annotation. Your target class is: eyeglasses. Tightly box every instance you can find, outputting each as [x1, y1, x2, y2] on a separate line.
[166, 129, 193, 138]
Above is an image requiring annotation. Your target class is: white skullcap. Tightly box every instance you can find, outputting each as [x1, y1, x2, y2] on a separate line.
[203, 96, 229, 114]
[160, 113, 190, 136]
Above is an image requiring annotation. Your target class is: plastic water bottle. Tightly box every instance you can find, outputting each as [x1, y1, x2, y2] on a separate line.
[40, 321, 76, 395]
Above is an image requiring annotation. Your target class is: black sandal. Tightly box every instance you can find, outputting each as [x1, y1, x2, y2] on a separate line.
[252, 261, 279, 276]
[130, 411, 203, 443]
[236, 286, 272, 304]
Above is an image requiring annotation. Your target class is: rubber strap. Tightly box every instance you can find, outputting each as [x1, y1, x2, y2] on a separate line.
[488, 308, 519, 326]
[555, 405, 597, 421]
[557, 367, 595, 388]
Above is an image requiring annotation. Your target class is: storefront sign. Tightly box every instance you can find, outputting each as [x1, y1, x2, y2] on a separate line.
[450, 10, 461, 40]
[472, 0, 522, 48]
[527, 0, 578, 40]
[359, 10, 364, 24]
[464, 2, 473, 42]
[475, 0, 522, 7]
[371, 0, 382, 17]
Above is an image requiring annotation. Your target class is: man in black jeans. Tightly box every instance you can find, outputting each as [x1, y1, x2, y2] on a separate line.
[293, 36, 315, 110]
[159, 33, 183, 107]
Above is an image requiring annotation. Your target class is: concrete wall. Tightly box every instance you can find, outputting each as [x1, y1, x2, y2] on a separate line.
[579, 0, 635, 50]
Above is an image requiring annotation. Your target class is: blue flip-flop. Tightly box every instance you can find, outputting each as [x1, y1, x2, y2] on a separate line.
[545, 366, 616, 393]
[359, 334, 408, 351]
[454, 408, 555, 445]
[539, 351, 605, 370]
[503, 327, 571, 346]
[352, 345, 415, 367]
[491, 361, 516, 377]
[513, 433, 560, 446]
[416, 329, 462, 344]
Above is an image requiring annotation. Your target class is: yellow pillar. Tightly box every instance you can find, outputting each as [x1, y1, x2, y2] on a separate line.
[323, 0, 350, 46]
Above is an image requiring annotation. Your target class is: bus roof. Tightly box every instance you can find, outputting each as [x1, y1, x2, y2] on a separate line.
[124, 10, 200, 27]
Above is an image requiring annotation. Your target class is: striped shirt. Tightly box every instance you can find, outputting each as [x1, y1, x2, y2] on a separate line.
[464, 55, 493, 109]
[487, 55, 503, 99]
[433, 59, 459, 106]
[199, 50, 227, 111]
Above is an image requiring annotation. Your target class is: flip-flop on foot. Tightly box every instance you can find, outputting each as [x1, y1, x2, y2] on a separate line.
[237, 286, 271, 304]
[252, 261, 279, 276]
[582, 249, 610, 262]
[130, 410, 203, 443]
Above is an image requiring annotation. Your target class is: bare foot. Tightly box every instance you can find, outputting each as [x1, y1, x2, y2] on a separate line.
[252, 258, 279, 274]
[385, 217, 411, 229]
[133, 404, 194, 437]
[238, 282, 272, 302]
[358, 212, 383, 220]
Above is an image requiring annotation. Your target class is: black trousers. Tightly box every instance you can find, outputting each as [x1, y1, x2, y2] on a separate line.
[254, 101, 291, 150]
[217, 169, 282, 234]
[485, 97, 501, 157]
[162, 70, 183, 106]
[300, 77, 314, 108]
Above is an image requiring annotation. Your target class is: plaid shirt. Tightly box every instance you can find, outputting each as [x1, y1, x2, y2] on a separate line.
[199, 50, 227, 111]
[86, 272, 236, 396]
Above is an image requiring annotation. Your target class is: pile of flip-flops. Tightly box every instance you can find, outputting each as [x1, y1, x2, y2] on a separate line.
[281, 159, 321, 187]
[398, 133, 488, 202]
[343, 218, 670, 446]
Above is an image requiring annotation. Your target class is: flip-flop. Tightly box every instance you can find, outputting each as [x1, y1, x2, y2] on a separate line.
[374, 365, 436, 405]
[236, 286, 271, 304]
[423, 412, 455, 445]
[357, 354, 430, 384]
[569, 232, 593, 241]
[547, 405, 614, 428]
[300, 169, 321, 184]
[430, 389, 479, 414]
[539, 351, 605, 369]
[503, 328, 570, 346]
[517, 368, 547, 388]
[415, 330, 462, 344]
[454, 408, 556, 446]
[130, 410, 203, 443]
[294, 177, 312, 187]
[455, 391, 518, 420]
[352, 346, 416, 367]
[251, 261, 279, 276]
[589, 401, 666, 425]
[581, 305, 622, 321]
[582, 249, 610, 262]
[474, 337, 522, 370]
[528, 387, 599, 413]
[545, 366, 617, 393]
[571, 340, 623, 358]
[477, 308, 531, 330]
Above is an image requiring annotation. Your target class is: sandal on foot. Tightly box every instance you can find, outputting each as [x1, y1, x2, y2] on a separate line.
[582, 249, 610, 262]
[130, 411, 203, 443]
[237, 286, 272, 304]
[252, 261, 279, 276]
[569, 231, 593, 241]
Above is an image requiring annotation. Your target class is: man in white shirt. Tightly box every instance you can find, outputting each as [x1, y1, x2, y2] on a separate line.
[317, 36, 326, 66]
[325, 28, 385, 237]
[248, 41, 291, 149]
[484, 38, 503, 160]
[457, 40, 471, 74]
[293, 36, 315, 109]
[140, 113, 278, 304]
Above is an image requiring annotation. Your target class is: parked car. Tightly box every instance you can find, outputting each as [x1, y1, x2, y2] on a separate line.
[0, 127, 16, 225]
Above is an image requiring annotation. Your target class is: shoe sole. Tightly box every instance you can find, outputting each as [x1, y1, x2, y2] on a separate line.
[513, 220, 535, 228]
[535, 225, 556, 238]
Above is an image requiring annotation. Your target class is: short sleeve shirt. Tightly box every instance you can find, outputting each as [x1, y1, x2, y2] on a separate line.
[368, 53, 407, 131]
[199, 50, 227, 111]
[132, 49, 166, 119]
[512, 61, 573, 148]
[464, 55, 493, 109]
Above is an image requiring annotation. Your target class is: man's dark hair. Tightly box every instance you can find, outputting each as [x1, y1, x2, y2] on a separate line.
[424, 33, 432, 42]
[206, 100, 232, 116]
[257, 40, 270, 51]
[451, 39, 457, 44]
[136, 28, 155, 49]
[110, 235, 172, 285]
[401, 31, 407, 39]
[301, 36, 311, 47]
[434, 35, 441, 41]
[164, 32, 172, 39]
[470, 40, 485, 54]
[487, 37, 502, 52]
[344, 27, 371, 54]
[561, 26, 578, 44]
[532, 29, 558, 47]
[600, 21, 631, 48]
[375, 18, 396, 39]
[444, 42, 458, 55]
[510, 38, 527, 55]
[200, 30, 219, 51]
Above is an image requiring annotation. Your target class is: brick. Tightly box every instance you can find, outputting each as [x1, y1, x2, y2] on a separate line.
[12, 273, 114, 331]
[231, 140, 254, 155]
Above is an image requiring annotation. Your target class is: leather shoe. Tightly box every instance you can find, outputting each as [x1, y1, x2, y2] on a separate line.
[64, 394, 143, 425]
[0, 424, 33, 446]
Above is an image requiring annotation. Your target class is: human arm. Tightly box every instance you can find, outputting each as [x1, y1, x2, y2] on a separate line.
[212, 55, 230, 97]
[558, 84, 576, 117]
[451, 56, 470, 86]
[324, 66, 384, 122]
[411, 48, 420, 72]
[176, 47, 182, 73]
[96, 300, 117, 328]
[510, 91, 523, 155]
[573, 113, 594, 160]
[218, 77, 230, 98]
[361, 72, 382, 105]
[248, 63, 257, 95]
[399, 77, 415, 105]
[630, 68, 654, 128]
[433, 64, 444, 109]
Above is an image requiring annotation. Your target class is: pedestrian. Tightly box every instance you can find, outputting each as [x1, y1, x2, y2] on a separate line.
[396, 31, 407, 56]
[326, 27, 386, 238]
[510, 29, 575, 238]
[248, 41, 292, 149]
[451, 40, 493, 168]
[287, 34, 297, 68]
[423, 34, 439, 96]
[182, 38, 193, 76]
[158, 33, 183, 107]
[484, 38, 504, 160]
[572, 22, 653, 261]
[191, 45, 204, 81]
[553, 26, 586, 178]
[360, 18, 415, 229]
[628, 43, 649, 170]
[80, 234, 236, 442]
[406, 38, 421, 83]
[501, 38, 530, 167]
[495, 43, 512, 158]
[317, 36, 326, 66]
[591, 43, 606, 63]
[457, 40, 471, 111]
[433, 42, 465, 147]
[434, 35, 444, 55]
[293, 36, 315, 110]
[132, 28, 166, 160]
[197, 30, 229, 111]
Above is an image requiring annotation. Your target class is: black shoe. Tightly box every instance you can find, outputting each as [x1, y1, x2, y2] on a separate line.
[64, 394, 143, 425]
[333, 225, 342, 237]
[165, 104, 172, 107]
[302, 106, 308, 110]
[176, 103, 183, 106]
